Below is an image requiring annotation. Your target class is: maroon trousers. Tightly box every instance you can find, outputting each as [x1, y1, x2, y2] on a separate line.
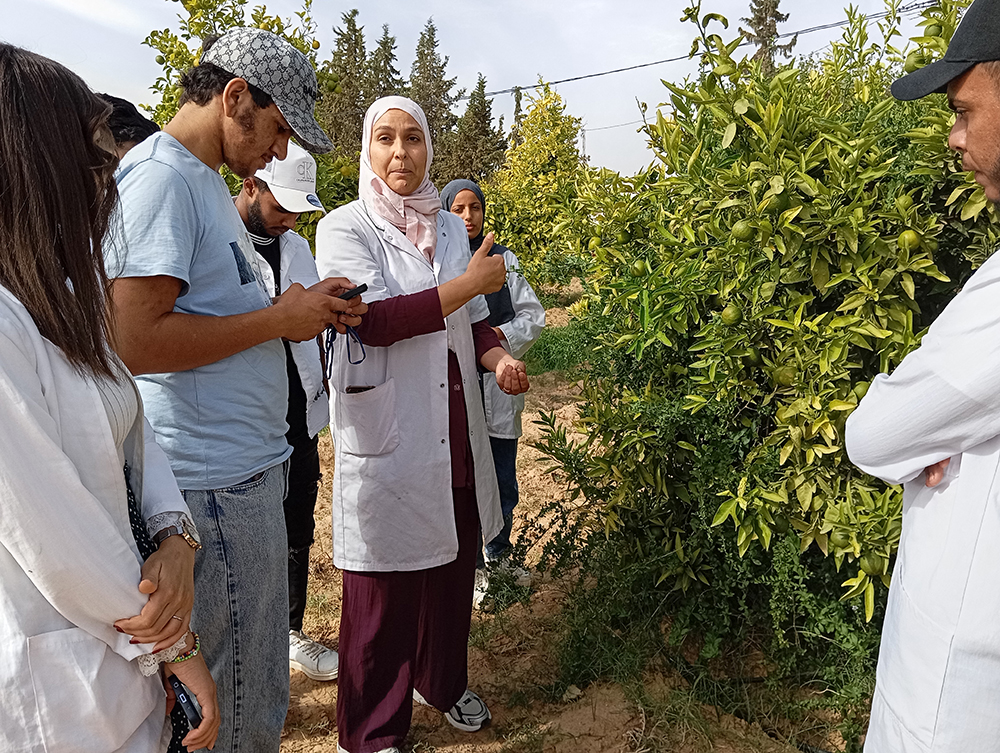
[336, 487, 480, 753]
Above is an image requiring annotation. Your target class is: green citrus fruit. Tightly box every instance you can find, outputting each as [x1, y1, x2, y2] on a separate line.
[773, 366, 797, 388]
[765, 192, 790, 214]
[859, 553, 885, 576]
[631, 259, 647, 277]
[897, 194, 914, 211]
[926, 24, 942, 36]
[339, 165, 354, 178]
[731, 220, 755, 242]
[926, 238, 939, 252]
[589, 236, 602, 250]
[721, 303, 743, 326]
[743, 346, 763, 368]
[852, 381, 869, 400]
[829, 530, 851, 549]
[897, 229, 921, 251]
[904, 51, 927, 73]
[617, 230, 632, 245]
[772, 515, 790, 534]
[155, 55, 166, 65]
[312, 39, 321, 50]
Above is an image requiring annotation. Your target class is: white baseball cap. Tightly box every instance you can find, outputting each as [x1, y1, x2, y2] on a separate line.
[254, 141, 326, 213]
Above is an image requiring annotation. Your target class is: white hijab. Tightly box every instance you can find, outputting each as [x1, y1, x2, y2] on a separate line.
[359, 96, 441, 263]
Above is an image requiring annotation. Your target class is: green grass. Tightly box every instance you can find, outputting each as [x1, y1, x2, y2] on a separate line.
[523, 317, 597, 376]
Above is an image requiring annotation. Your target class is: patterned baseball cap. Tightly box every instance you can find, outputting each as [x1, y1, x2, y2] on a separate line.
[201, 27, 332, 153]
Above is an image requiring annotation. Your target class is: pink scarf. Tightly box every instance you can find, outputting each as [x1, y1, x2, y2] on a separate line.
[359, 96, 440, 263]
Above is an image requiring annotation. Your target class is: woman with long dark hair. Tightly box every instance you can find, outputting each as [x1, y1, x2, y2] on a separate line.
[0, 44, 218, 752]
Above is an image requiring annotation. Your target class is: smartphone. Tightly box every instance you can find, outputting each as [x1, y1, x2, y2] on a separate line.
[345, 385, 375, 394]
[338, 283, 368, 301]
[167, 674, 203, 729]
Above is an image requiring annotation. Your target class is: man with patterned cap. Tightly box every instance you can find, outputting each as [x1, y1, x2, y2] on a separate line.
[234, 142, 341, 685]
[107, 28, 366, 752]
[847, 0, 1000, 749]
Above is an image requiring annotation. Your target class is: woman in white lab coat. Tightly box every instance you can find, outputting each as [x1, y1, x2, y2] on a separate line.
[0, 44, 217, 752]
[315, 96, 528, 753]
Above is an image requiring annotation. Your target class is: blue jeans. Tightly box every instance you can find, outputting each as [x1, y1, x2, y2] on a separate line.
[182, 460, 289, 753]
[481, 437, 519, 563]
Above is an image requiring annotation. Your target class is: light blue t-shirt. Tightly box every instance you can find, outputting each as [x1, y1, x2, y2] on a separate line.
[112, 132, 291, 490]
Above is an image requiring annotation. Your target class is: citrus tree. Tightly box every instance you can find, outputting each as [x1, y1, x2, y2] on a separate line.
[484, 83, 587, 285]
[537, 0, 994, 624]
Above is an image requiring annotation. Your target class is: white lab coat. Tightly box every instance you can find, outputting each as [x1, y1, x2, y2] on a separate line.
[481, 247, 545, 439]
[254, 229, 330, 438]
[846, 251, 1000, 752]
[0, 286, 190, 752]
[315, 200, 502, 572]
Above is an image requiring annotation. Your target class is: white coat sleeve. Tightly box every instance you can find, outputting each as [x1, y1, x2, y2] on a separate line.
[846, 255, 1000, 484]
[498, 251, 546, 360]
[315, 208, 391, 303]
[0, 328, 148, 661]
[140, 416, 190, 520]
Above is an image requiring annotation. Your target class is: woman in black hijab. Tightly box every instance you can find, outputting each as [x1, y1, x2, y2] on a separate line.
[441, 179, 546, 603]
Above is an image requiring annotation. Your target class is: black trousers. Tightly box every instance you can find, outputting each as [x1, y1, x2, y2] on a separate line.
[283, 433, 322, 632]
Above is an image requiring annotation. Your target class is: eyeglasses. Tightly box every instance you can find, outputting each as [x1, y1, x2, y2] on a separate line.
[324, 324, 366, 379]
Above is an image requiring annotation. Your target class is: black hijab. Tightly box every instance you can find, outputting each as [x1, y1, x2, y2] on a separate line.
[441, 179, 515, 327]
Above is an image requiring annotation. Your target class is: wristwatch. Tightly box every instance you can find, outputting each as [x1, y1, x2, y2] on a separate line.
[153, 517, 203, 551]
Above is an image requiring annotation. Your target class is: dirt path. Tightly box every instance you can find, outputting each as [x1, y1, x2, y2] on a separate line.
[281, 310, 794, 753]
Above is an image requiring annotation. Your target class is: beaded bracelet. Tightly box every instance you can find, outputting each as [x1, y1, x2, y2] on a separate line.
[169, 631, 200, 664]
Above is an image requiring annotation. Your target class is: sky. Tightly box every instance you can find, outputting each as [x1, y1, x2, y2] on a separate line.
[4, 0, 923, 174]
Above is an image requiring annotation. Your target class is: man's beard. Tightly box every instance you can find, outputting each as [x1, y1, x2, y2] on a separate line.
[246, 198, 273, 238]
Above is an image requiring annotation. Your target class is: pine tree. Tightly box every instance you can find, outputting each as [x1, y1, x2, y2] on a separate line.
[408, 18, 462, 181]
[317, 9, 368, 156]
[367, 24, 406, 99]
[435, 75, 507, 185]
[739, 0, 797, 76]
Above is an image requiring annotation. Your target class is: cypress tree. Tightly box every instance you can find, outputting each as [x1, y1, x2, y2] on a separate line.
[408, 18, 462, 181]
[739, 0, 797, 76]
[435, 74, 507, 185]
[318, 9, 368, 156]
[367, 24, 406, 99]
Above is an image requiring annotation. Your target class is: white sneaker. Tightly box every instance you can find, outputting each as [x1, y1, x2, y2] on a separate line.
[289, 630, 339, 681]
[337, 745, 399, 753]
[413, 688, 492, 732]
[473, 567, 489, 609]
[490, 560, 532, 587]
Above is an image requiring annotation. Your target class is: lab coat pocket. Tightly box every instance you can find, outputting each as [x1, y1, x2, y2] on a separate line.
[336, 377, 400, 457]
[27, 627, 160, 752]
[875, 579, 953, 748]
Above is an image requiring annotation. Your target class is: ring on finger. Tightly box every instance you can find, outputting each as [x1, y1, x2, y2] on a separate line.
[170, 615, 183, 622]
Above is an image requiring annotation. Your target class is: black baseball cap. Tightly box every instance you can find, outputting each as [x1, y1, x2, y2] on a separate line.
[892, 0, 1000, 101]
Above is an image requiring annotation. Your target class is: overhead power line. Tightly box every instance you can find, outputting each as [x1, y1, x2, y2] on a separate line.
[459, 1, 934, 102]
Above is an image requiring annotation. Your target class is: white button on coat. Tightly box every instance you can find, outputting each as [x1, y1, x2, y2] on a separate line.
[315, 201, 502, 572]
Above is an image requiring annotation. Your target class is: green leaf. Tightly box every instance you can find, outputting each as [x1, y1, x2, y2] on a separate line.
[722, 121, 737, 148]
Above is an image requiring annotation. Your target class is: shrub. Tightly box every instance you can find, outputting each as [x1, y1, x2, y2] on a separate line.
[524, 0, 993, 744]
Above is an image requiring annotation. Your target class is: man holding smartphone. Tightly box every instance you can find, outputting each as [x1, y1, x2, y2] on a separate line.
[234, 141, 339, 682]
[108, 28, 365, 752]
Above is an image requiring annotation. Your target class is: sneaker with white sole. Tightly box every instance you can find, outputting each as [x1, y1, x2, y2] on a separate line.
[472, 567, 490, 609]
[413, 687, 492, 732]
[336, 745, 398, 753]
[289, 630, 339, 681]
[489, 560, 532, 587]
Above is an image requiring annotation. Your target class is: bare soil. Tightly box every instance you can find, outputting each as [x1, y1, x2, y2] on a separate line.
[281, 313, 795, 753]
